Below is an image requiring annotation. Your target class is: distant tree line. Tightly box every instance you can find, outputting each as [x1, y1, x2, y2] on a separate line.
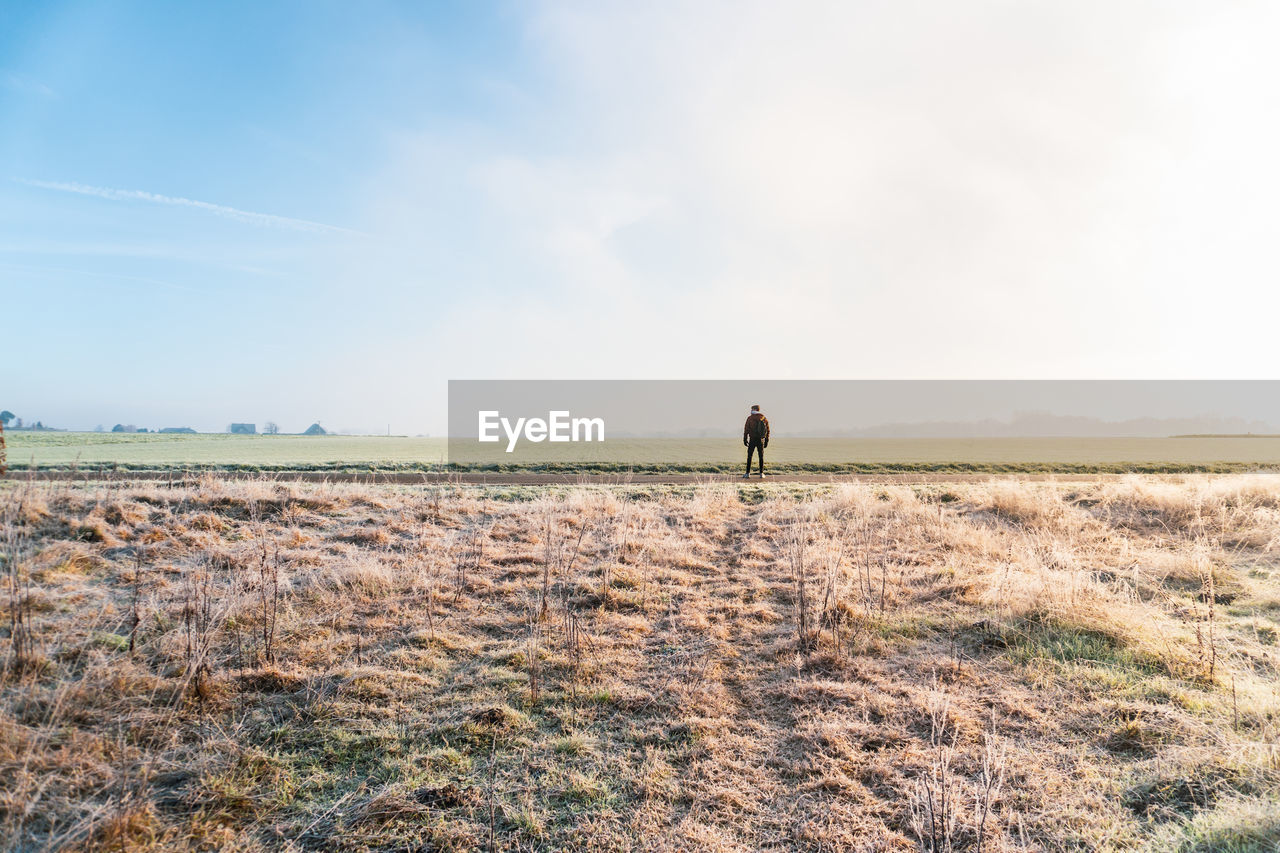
[1, 412, 59, 431]
[229, 422, 326, 435]
[0, 411, 329, 436]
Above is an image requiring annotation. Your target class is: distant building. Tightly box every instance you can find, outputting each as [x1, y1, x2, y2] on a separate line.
[303, 423, 327, 436]
[159, 427, 197, 434]
[229, 423, 256, 435]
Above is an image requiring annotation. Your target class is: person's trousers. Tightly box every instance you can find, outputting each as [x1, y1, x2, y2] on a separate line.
[746, 441, 765, 475]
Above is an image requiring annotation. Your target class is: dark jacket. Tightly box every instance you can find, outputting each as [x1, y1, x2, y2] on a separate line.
[744, 412, 770, 446]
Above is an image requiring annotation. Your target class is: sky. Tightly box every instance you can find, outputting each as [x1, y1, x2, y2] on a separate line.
[3, 1, 1279, 435]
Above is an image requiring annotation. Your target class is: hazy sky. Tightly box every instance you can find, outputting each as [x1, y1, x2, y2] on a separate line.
[4, 1, 1279, 434]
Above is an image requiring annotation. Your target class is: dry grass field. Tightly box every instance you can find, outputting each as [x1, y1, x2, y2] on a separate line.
[2, 476, 1279, 851]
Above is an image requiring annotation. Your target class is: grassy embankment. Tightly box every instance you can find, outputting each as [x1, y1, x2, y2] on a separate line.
[9, 432, 1280, 474]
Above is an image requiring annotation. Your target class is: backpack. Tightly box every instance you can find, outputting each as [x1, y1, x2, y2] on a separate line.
[749, 414, 768, 442]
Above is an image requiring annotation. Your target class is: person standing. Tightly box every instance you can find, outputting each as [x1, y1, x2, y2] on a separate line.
[743, 405, 769, 478]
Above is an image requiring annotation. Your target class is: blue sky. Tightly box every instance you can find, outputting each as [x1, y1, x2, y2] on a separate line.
[3, 1, 534, 432]
[4, 1, 1280, 433]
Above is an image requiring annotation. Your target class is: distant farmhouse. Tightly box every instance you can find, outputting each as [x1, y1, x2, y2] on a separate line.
[228, 423, 256, 435]
[303, 423, 327, 436]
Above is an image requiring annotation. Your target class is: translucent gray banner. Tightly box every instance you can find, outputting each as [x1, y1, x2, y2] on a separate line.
[446, 380, 1280, 470]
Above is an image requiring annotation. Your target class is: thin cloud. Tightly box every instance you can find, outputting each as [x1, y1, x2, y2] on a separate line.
[2, 71, 56, 97]
[0, 260, 201, 294]
[18, 179, 361, 235]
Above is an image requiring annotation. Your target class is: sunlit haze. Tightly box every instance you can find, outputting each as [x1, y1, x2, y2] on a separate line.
[5, 1, 1279, 433]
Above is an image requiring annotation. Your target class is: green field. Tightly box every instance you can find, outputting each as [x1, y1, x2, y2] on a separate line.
[8, 431, 1280, 473]
[4, 432, 448, 469]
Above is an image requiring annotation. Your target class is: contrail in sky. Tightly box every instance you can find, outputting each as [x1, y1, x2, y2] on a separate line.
[18, 178, 361, 234]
